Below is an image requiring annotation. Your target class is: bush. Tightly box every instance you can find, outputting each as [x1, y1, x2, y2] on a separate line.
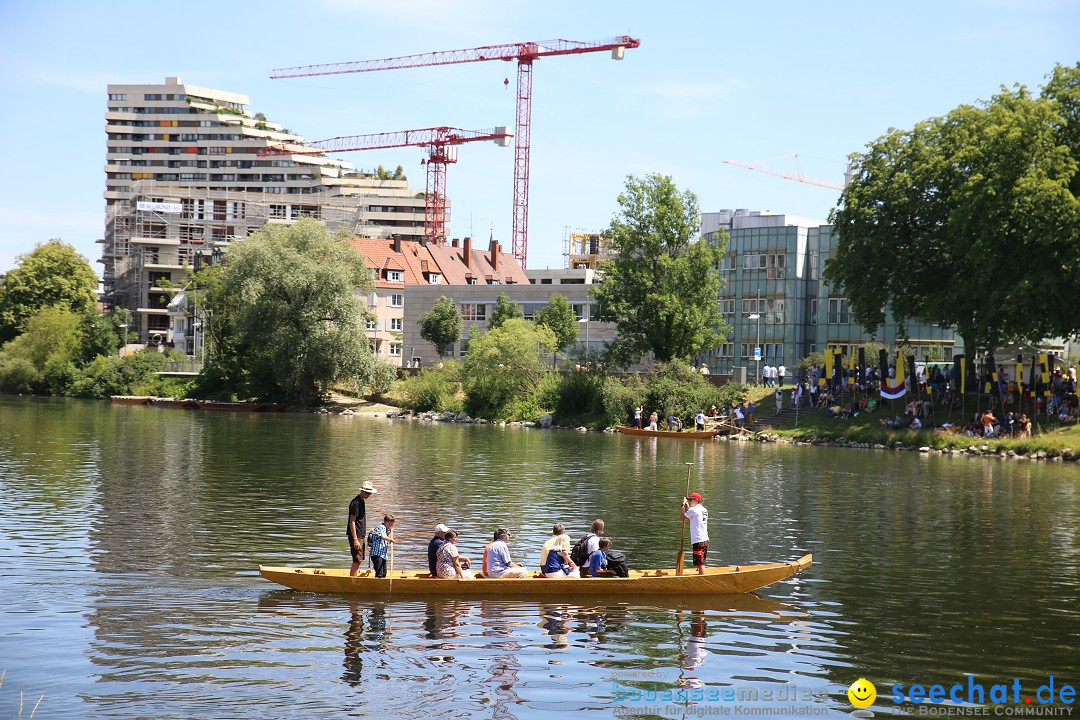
[400, 365, 462, 413]
[550, 369, 605, 417]
[0, 356, 40, 393]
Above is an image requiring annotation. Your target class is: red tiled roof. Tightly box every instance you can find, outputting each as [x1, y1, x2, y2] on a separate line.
[350, 237, 432, 288]
[349, 237, 529, 287]
[425, 241, 529, 285]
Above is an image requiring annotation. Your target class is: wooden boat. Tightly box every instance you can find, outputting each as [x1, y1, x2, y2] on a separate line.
[110, 395, 152, 405]
[149, 397, 198, 409]
[616, 425, 719, 439]
[259, 554, 811, 596]
[196, 401, 264, 411]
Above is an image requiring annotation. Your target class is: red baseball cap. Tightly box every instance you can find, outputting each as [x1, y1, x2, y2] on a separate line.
[689, 492, 703, 502]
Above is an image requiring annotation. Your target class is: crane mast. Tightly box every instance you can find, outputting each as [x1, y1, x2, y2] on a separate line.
[271, 36, 640, 267]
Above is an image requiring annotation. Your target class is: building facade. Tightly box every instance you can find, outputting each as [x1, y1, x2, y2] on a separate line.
[102, 76, 433, 344]
[402, 267, 616, 369]
[701, 209, 960, 379]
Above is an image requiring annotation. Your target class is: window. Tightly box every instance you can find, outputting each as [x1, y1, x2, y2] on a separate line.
[740, 343, 752, 359]
[742, 253, 766, 270]
[389, 343, 402, 357]
[365, 317, 377, 331]
[109, 93, 127, 101]
[460, 303, 487, 321]
[386, 269, 403, 283]
[828, 297, 849, 324]
[809, 252, 819, 280]
[390, 318, 402, 331]
[718, 343, 734, 358]
[742, 297, 765, 315]
[810, 299, 818, 325]
[467, 278, 478, 285]
[389, 294, 404, 308]
[718, 254, 736, 272]
[767, 253, 786, 279]
[719, 298, 736, 319]
[458, 338, 469, 358]
[428, 273, 442, 285]
[572, 303, 588, 321]
[540, 278, 553, 284]
[766, 298, 785, 324]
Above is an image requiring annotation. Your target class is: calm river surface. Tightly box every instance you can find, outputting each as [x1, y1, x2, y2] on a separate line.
[1, 396, 1078, 719]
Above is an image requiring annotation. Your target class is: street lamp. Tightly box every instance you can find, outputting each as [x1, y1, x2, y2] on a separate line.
[748, 313, 761, 386]
[578, 306, 590, 365]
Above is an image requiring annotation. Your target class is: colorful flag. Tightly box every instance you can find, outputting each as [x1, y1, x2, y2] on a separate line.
[881, 350, 906, 400]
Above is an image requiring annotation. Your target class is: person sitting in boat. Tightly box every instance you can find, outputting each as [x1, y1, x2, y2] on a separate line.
[588, 538, 618, 578]
[648, 411, 659, 431]
[667, 414, 683, 432]
[369, 514, 395, 579]
[482, 528, 528, 578]
[435, 530, 474, 579]
[540, 523, 580, 578]
[428, 523, 449, 576]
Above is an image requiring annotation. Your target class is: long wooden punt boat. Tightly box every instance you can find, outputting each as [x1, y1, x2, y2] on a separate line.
[149, 397, 198, 409]
[196, 401, 264, 411]
[616, 425, 719, 439]
[110, 395, 152, 405]
[260, 554, 811, 596]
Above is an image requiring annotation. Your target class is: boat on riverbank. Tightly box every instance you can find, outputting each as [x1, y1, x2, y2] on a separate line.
[616, 425, 720, 439]
[196, 400, 264, 411]
[259, 554, 811, 596]
[110, 395, 152, 405]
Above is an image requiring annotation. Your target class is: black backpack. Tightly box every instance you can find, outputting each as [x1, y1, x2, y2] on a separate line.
[605, 549, 629, 578]
[570, 533, 595, 567]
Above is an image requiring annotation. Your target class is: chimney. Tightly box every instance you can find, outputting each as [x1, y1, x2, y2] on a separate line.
[451, 238, 459, 248]
[463, 236, 472, 268]
[392, 236, 401, 253]
[489, 239, 499, 268]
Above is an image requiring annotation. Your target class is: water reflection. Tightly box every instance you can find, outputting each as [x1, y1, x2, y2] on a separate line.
[3, 397, 1080, 719]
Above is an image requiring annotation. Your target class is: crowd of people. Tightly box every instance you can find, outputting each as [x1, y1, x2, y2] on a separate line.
[346, 484, 712, 580]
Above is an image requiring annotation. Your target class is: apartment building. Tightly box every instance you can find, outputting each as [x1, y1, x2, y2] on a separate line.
[101, 76, 432, 343]
[356, 236, 529, 367]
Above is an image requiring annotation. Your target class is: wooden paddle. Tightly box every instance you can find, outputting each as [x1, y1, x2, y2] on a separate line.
[676, 462, 692, 576]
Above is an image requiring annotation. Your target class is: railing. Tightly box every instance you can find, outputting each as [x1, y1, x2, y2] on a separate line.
[160, 359, 203, 374]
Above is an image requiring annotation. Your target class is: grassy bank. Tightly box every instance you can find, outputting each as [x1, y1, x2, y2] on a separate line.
[756, 388, 1080, 455]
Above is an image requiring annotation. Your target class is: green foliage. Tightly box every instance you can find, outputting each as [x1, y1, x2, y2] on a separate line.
[462, 319, 555, 419]
[827, 68, 1080, 357]
[592, 174, 729, 365]
[795, 352, 824, 378]
[0, 356, 38, 393]
[399, 364, 463, 413]
[548, 368, 606, 417]
[0, 306, 82, 393]
[534, 293, 578, 354]
[418, 296, 462, 356]
[637, 361, 746, 423]
[200, 218, 376, 406]
[0, 239, 98, 343]
[489, 293, 523, 330]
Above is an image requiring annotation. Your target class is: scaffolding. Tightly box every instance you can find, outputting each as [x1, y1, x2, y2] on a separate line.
[563, 229, 611, 270]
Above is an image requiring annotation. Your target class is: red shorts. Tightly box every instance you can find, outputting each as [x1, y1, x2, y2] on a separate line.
[692, 541, 709, 567]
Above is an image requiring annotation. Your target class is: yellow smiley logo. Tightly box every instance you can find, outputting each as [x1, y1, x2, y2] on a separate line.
[848, 678, 877, 708]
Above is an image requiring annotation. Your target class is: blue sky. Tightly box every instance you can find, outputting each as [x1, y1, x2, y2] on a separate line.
[0, 0, 1076, 274]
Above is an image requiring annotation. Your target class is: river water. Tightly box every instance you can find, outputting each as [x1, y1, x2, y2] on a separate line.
[1, 396, 1078, 719]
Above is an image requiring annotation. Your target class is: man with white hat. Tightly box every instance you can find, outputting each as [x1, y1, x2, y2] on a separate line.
[428, 523, 450, 576]
[348, 481, 377, 576]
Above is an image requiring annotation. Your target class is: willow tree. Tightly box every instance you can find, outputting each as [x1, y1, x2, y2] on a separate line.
[592, 173, 728, 364]
[826, 65, 1080, 365]
[215, 218, 376, 407]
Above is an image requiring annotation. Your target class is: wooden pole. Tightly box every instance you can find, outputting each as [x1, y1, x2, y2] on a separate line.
[676, 463, 692, 576]
[388, 528, 395, 594]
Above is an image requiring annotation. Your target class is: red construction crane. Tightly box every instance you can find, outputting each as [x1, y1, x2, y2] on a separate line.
[271, 36, 640, 268]
[260, 126, 511, 245]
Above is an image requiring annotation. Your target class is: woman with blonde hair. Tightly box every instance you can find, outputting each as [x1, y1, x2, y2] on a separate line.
[539, 523, 580, 578]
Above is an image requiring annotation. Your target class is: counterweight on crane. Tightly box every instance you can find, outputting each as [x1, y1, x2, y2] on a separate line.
[271, 36, 640, 267]
[261, 126, 511, 245]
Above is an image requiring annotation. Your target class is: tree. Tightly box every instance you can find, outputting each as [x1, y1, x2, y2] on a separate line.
[533, 293, 578, 361]
[0, 306, 81, 394]
[462, 318, 555, 419]
[418, 296, 462, 357]
[826, 70, 1080, 370]
[489, 292, 523, 330]
[0, 239, 98, 343]
[211, 218, 376, 407]
[592, 173, 729, 364]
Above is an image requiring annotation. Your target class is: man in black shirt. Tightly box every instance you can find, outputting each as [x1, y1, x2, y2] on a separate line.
[427, 524, 449, 576]
[348, 481, 377, 576]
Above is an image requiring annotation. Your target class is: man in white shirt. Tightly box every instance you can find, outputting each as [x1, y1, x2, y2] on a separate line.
[681, 492, 710, 575]
[778, 364, 786, 387]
